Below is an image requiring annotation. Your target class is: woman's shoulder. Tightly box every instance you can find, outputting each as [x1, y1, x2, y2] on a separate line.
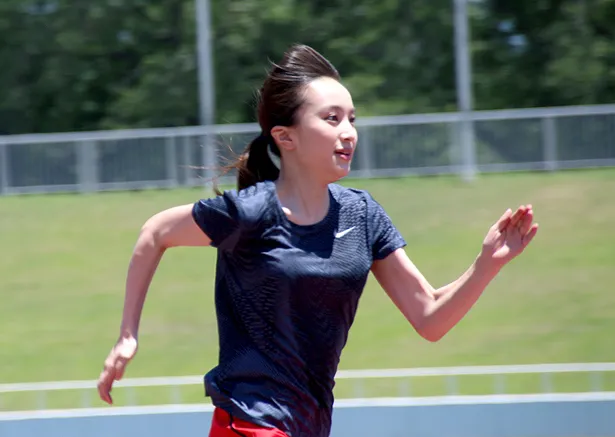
[328, 183, 378, 205]
[216, 178, 275, 203]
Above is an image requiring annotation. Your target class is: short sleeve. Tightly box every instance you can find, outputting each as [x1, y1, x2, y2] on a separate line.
[366, 193, 407, 261]
[192, 190, 244, 252]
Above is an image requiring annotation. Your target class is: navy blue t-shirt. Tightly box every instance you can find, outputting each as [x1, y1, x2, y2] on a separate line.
[192, 180, 406, 437]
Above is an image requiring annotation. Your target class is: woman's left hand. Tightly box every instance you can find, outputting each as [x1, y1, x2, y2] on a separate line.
[481, 204, 539, 269]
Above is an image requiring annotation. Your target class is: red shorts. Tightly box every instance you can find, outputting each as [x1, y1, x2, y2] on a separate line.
[208, 407, 290, 437]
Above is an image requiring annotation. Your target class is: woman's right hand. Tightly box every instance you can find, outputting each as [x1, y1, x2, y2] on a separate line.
[97, 336, 138, 405]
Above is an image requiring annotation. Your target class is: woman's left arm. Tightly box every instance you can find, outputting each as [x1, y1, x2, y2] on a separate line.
[371, 205, 539, 342]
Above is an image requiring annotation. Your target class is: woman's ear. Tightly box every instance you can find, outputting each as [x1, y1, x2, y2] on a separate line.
[271, 126, 295, 151]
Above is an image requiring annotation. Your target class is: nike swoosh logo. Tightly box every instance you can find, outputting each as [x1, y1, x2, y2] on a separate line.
[335, 227, 356, 238]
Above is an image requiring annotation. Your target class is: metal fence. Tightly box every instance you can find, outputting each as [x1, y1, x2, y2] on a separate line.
[2, 363, 615, 411]
[1, 104, 615, 195]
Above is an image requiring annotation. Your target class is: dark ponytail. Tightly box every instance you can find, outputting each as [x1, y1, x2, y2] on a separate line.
[237, 133, 280, 191]
[214, 44, 340, 195]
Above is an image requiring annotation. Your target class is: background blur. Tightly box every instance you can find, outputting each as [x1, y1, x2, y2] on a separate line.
[1, 1, 614, 436]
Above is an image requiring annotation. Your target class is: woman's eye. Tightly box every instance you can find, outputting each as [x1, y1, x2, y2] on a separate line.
[325, 115, 338, 122]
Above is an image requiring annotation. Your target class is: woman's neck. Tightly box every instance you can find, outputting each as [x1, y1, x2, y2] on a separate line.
[275, 166, 330, 226]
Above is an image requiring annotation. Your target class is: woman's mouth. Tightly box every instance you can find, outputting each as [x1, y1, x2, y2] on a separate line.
[335, 150, 352, 161]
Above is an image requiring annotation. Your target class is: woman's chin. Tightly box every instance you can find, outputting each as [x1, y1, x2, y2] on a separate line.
[330, 162, 352, 180]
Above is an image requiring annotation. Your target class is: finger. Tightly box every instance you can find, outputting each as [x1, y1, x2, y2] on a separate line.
[114, 356, 129, 381]
[518, 209, 534, 235]
[99, 353, 119, 402]
[522, 223, 539, 246]
[97, 383, 112, 404]
[509, 205, 527, 228]
[496, 208, 513, 231]
[97, 368, 115, 405]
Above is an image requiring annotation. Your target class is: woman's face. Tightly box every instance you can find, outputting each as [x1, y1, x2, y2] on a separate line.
[276, 77, 358, 183]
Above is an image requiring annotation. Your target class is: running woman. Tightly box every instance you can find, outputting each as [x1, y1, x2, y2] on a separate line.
[97, 44, 539, 437]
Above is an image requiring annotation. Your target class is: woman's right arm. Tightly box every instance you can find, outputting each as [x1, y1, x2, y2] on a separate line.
[120, 204, 211, 338]
[98, 204, 210, 404]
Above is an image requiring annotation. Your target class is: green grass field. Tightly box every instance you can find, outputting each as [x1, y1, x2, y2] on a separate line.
[1, 169, 615, 410]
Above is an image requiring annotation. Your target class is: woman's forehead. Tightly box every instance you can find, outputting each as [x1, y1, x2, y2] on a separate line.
[303, 77, 354, 110]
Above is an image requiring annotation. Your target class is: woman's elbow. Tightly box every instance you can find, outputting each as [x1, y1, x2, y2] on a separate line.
[420, 329, 445, 343]
[402, 302, 446, 343]
[412, 318, 446, 343]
